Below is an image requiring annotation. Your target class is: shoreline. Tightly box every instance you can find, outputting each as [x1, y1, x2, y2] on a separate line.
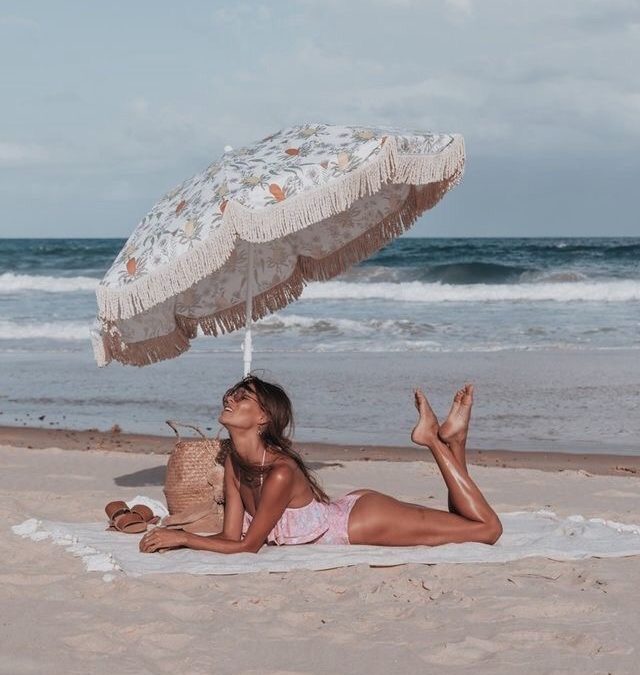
[1, 424, 638, 477]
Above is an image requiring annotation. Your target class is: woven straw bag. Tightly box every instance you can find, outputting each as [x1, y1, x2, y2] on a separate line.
[163, 421, 229, 532]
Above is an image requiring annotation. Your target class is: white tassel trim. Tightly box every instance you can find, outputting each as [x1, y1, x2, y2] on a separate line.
[96, 135, 465, 323]
[96, 170, 462, 367]
[394, 134, 466, 186]
[90, 329, 108, 367]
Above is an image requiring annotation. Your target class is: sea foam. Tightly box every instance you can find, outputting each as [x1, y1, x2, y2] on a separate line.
[0, 272, 98, 293]
[302, 279, 640, 303]
[0, 320, 90, 341]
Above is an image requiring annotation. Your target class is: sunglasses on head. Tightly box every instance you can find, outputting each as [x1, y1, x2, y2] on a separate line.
[223, 385, 261, 406]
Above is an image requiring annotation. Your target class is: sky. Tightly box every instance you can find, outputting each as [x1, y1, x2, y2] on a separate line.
[0, 0, 638, 238]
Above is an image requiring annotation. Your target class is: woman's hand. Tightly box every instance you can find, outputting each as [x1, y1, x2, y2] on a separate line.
[139, 527, 187, 553]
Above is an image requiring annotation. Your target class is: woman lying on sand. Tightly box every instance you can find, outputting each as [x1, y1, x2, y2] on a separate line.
[140, 375, 502, 554]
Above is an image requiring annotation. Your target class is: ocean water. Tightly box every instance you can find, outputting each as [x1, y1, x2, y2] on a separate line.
[0, 237, 639, 451]
[1, 237, 639, 354]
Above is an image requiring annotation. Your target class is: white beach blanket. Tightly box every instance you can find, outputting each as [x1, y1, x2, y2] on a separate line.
[12, 496, 640, 579]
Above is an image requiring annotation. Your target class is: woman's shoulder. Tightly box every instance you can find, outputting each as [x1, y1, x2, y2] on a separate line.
[269, 449, 306, 472]
[266, 456, 297, 482]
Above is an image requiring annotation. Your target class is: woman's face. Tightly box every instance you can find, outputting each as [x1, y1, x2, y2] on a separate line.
[218, 384, 267, 432]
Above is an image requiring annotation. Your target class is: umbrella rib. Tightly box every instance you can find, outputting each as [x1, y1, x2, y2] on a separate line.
[243, 242, 254, 377]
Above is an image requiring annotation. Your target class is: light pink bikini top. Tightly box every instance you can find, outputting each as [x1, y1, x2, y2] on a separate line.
[241, 447, 330, 545]
[242, 500, 330, 545]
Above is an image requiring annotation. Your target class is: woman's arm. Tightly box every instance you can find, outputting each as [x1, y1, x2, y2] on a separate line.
[219, 452, 245, 540]
[184, 463, 295, 553]
[140, 460, 295, 554]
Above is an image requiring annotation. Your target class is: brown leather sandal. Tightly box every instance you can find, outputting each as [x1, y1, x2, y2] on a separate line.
[105, 500, 128, 521]
[130, 504, 160, 525]
[112, 511, 148, 534]
[105, 500, 157, 533]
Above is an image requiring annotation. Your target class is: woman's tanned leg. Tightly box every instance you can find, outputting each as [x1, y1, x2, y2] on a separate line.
[439, 385, 473, 472]
[439, 384, 474, 513]
[348, 492, 502, 546]
[347, 388, 502, 547]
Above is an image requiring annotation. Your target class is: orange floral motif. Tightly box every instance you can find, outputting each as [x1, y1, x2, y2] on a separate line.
[175, 200, 187, 215]
[380, 136, 387, 146]
[284, 148, 300, 156]
[126, 258, 137, 276]
[337, 152, 350, 170]
[269, 184, 286, 202]
[220, 200, 228, 213]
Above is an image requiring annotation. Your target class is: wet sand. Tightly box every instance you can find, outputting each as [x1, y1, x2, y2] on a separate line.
[1, 424, 639, 477]
[3, 349, 639, 455]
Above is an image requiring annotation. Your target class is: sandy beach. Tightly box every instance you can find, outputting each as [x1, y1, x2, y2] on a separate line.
[2, 439, 639, 674]
[2, 0, 639, 670]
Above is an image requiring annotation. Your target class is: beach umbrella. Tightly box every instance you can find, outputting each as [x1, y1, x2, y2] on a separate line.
[92, 123, 465, 373]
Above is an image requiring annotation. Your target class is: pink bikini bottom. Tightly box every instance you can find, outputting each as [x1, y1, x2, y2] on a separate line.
[314, 493, 363, 545]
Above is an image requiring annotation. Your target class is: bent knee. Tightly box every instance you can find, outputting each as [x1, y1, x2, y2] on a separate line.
[481, 517, 503, 545]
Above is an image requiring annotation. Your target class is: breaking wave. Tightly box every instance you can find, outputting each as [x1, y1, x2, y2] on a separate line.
[255, 314, 436, 337]
[0, 273, 98, 293]
[302, 279, 640, 303]
[0, 320, 91, 341]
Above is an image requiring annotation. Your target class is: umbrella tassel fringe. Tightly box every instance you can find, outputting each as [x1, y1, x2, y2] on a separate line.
[225, 137, 401, 243]
[95, 136, 464, 326]
[94, 138, 465, 366]
[95, 222, 238, 323]
[97, 325, 193, 367]
[97, 169, 462, 366]
[96, 169, 462, 366]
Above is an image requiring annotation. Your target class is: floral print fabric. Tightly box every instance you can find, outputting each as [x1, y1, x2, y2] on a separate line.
[93, 123, 464, 365]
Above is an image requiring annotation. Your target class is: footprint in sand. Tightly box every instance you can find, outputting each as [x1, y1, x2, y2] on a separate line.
[507, 599, 599, 620]
[156, 601, 217, 621]
[63, 633, 126, 655]
[0, 573, 69, 586]
[238, 670, 310, 675]
[496, 629, 633, 657]
[137, 632, 194, 652]
[423, 636, 506, 665]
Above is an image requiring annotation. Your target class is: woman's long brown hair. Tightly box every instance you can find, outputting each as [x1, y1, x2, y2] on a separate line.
[223, 375, 330, 504]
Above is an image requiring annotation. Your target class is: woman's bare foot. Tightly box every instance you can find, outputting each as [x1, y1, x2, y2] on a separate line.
[411, 388, 440, 447]
[439, 384, 474, 445]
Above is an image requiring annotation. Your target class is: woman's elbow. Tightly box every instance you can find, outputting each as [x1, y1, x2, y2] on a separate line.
[239, 538, 265, 554]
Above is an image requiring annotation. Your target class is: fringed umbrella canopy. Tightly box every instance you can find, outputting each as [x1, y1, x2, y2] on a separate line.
[92, 123, 465, 370]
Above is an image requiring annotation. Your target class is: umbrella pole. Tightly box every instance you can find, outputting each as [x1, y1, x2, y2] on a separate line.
[243, 242, 254, 377]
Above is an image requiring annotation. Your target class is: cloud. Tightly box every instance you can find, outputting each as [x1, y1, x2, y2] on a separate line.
[102, 180, 136, 202]
[1, 0, 638, 236]
[0, 142, 49, 167]
[212, 3, 271, 24]
[444, 0, 474, 18]
[0, 14, 39, 29]
[128, 97, 150, 119]
[570, 0, 640, 33]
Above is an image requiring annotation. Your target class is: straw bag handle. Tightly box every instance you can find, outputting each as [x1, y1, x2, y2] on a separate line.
[165, 420, 209, 439]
